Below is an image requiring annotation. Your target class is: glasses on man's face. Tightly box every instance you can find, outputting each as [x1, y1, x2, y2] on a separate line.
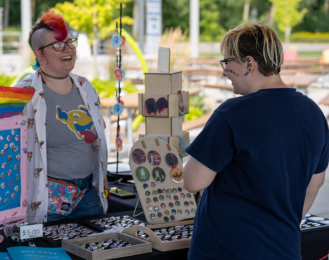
[219, 58, 236, 70]
[38, 38, 78, 52]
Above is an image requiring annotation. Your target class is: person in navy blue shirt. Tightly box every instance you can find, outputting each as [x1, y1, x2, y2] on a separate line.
[184, 22, 329, 260]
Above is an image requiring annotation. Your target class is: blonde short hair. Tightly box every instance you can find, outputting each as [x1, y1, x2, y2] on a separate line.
[220, 22, 283, 76]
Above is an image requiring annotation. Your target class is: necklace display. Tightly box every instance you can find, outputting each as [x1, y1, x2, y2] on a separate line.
[42, 70, 69, 80]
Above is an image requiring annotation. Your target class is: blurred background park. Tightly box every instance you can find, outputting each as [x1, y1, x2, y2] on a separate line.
[1, 0, 329, 158]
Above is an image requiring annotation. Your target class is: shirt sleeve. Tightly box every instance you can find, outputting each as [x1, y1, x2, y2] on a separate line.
[185, 110, 234, 173]
[315, 124, 329, 173]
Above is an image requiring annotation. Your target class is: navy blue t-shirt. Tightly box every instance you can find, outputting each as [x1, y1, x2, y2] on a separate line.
[186, 88, 329, 260]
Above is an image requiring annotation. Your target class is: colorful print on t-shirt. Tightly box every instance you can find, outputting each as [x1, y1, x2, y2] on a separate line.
[55, 105, 97, 143]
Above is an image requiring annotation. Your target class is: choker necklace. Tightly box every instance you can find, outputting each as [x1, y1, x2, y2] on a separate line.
[41, 70, 69, 80]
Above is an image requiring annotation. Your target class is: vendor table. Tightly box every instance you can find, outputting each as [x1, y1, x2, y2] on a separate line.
[1, 209, 328, 260]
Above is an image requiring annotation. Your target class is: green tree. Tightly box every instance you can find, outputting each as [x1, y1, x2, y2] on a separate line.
[200, 0, 225, 42]
[53, 0, 133, 77]
[269, 0, 307, 43]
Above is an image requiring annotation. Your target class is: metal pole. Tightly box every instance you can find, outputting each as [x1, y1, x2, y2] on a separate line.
[20, 0, 32, 69]
[0, 8, 3, 56]
[190, 0, 199, 58]
[138, 0, 144, 52]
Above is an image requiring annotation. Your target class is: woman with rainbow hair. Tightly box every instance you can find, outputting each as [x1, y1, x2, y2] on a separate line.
[15, 11, 108, 222]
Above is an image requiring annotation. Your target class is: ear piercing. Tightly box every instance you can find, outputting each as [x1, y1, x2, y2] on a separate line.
[244, 57, 252, 76]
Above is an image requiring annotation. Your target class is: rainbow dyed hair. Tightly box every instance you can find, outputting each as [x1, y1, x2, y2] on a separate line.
[29, 11, 69, 70]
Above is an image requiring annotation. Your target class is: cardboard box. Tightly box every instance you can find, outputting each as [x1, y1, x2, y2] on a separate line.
[146, 117, 182, 136]
[145, 71, 182, 95]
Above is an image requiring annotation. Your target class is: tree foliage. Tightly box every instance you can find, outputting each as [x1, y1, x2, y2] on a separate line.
[53, 0, 133, 40]
[269, 0, 307, 36]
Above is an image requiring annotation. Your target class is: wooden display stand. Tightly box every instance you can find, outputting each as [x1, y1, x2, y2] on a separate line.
[124, 219, 194, 251]
[128, 47, 195, 226]
[62, 232, 152, 260]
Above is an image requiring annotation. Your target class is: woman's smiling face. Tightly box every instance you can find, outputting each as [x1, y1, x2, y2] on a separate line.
[38, 30, 77, 76]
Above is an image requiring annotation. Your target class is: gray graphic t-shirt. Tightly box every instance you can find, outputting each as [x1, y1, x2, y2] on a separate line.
[43, 81, 97, 180]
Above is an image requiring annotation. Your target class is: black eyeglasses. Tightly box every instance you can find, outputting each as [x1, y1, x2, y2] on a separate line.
[220, 58, 236, 70]
[38, 38, 78, 52]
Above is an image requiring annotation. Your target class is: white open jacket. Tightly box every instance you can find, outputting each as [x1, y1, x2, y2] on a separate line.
[15, 70, 108, 222]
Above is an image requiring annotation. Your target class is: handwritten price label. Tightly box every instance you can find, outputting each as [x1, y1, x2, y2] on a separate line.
[20, 224, 43, 239]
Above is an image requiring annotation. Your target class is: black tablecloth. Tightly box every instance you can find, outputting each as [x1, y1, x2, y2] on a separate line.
[1, 209, 329, 259]
[107, 183, 142, 214]
[0, 210, 189, 260]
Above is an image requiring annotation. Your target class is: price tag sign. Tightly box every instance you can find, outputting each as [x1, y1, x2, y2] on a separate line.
[20, 224, 43, 239]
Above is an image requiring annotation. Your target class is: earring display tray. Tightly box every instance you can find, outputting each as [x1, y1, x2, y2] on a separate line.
[124, 219, 194, 252]
[82, 215, 148, 232]
[41, 223, 98, 246]
[62, 232, 152, 260]
[128, 136, 196, 224]
[301, 214, 329, 233]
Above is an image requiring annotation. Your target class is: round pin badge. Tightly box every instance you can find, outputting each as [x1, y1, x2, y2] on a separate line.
[168, 202, 174, 208]
[185, 210, 190, 216]
[157, 189, 162, 194]
[152, 190, 157, 196]
[172, 188, 177, 194]
[166, 153, 178, 168]
[166, 194, 171, 200]
[147, 206, 152, 211]
[143, 183, 148, 189]
[181, 193, 185, 199]
[3, 144, 8, 150]
[170, 215, 175, 221]
[120, 68, 125, 80]
[145, 191, 151, 197]
[191, 208, 196, 214]
[0, 173, 5, 179]
[164, 216, 169, 222]
[9, 143, 14, 149]
[121, 36, 126, 47]
[148, 150, 161, 166]
[11, 129, 15, 136]
[1, 162, 6, 169]
[0, 150, 4, 156]
[111, 35, 122, 48]
[177, 90, 185, 115]
[157, 212, 163, 218]
[152, 167, 165, 183]
[167, 188, 172, 194]
[173, 195, 179, 201]
[177, 209, 182, 215]
[171, 209, 176, 215]
[171, 168, 183, 184]
[112, 103, 123, 116]
[0, 182, 5, 189]
[164, 210, 169, 216]
[159, 195, 164, 201]
[150, 214, 156, 220]
[154, 206, 159, 212]
[153, 197, 158, 203]
[150, 182, 156, 188]
[187, 193, 192, 199]
[15, 135, 19, 141]
[189, 200, 194, 206]
[16, 154, 20, 161]
[14, 186, 19, 192]
[113, 68, 123, 81]
[145, 198, 151, 204]
[132, 149, 146, 165]
[7, 155, 12, 161]
[160, 203, 166, 209]
[6, 135, 11, 142]
[178, 187, 182, 192]
[115, 137, 123, 152]
[135, 167, 150, 183]
[7, 170, 12, 176]
[175, 201, 180, 207]
[184, 201, 189, 207]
